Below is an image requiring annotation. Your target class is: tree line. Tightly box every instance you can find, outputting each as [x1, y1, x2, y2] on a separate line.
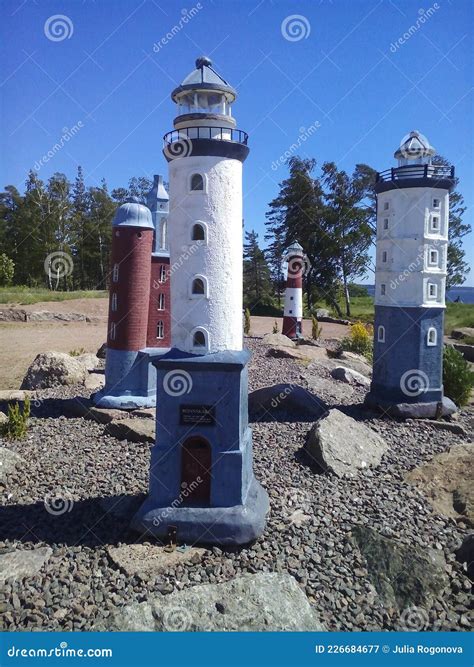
[0, 156, 470, 316]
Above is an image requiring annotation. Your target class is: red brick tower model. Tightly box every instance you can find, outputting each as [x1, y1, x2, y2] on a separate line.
[146, 175, 171, 348]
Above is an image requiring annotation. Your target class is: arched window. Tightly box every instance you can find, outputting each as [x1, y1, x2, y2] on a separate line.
[111, 293, 117, 312]
[159, 266, 167, 283]
[156, 321, 164, 339]
[377, 325, 385, 343]
[193, 330, 206, 347]
[190, 173, 204, 191]
[112, 263, 119, 282]
[427, 327, 437, 346]
[157, 293, 165, 310]
[192, 223, 205, 241]
[192, 278, 204, 295]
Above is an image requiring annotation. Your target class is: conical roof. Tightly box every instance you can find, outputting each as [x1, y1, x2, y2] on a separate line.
[394, 130, 436, 161]
[286, 240, 304, 255]
[171, 56, 236, 102]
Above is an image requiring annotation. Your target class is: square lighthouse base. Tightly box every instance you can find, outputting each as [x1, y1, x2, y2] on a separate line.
[131, 349, 269, 546]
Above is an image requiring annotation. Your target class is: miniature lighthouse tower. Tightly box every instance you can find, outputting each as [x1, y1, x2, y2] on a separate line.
[282, 241, 305, 339]
[146, 175, 171, 348]
[133, 57, 269, 545]
[365, 131, 456, 418]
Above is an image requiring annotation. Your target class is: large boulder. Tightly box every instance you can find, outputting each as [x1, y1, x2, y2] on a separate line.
[75, 353, 101, 371]
[265, 346, 307, 360]
[316, 308, 330, 319]
[451, 327, 474, 340]
[249, 383, 327, 421]
[330, 366, 370, 387]
[262, 333, 296, 348]
[352, 525, 448, 611]
[105, 418, 155, 443]
[405, 443, 474, 526]
[0, 447, 25, 483]
[305, 409, 388, 477]
[0, 547, 52, 583]
[455, 534, 474, 580]
[101, 573, 325, 631]
[21, 352, 87, 389]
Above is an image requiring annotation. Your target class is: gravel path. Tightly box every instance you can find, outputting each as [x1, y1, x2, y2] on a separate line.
[0, 338, 472, 631]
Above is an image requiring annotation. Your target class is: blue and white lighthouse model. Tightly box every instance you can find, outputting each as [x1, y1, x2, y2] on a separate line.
[366, 131, 456, 418]
[133, 57, 269, 545]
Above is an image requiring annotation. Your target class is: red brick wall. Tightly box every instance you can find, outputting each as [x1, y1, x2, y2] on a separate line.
[146, 256, 171, 347]
[107, 226, 153, 351]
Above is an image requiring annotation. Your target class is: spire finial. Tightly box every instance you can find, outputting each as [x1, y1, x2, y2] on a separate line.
[196, 56, 212, 68]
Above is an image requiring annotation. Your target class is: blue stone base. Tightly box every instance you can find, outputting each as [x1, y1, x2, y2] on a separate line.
[93, 347, 170, 410]
[132, 476, 269, 546]
[364, 393, 457, 419]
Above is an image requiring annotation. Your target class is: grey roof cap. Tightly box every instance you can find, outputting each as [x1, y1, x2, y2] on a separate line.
[394, 130, 436, 160]
[286, 240, 304, 254]
[112, 198, 154, 229]
[171, 56, 237, 102]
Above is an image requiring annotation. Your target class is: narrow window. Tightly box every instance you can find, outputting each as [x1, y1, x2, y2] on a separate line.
[290, 296, 294, 301]
[383, 201, 389, 211]
[156, 321, 164, 339]
[192, 278, 204, 295]
[429, 249, 438, 266]
[430, 216, 440, 232]
[383, 218, 389, 230]
[190, 173, 204, 191]
[112, 263, 119, 282]
[428, 283, 437, 299]
[433, 198, 440, 209]
[111, 293, 117, 312]
[381, 284, 386, 296]
[377, 325, 385, 343]
[159, 266, 167, 283]
[382, 251, 387, 263]
[109, 322, 116, 341]
[191, 223, 205, 241]
[193, 331, 206, 347]
[157, 293, 165, 310]
[427, 327, 437, 346]
[289, 309, 292, 314]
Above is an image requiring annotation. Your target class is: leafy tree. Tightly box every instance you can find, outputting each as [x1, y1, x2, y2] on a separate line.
[0, 253, 14, 285]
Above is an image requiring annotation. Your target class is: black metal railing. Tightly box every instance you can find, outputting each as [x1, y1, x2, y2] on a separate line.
[376, 164, 455, 183]
[163, 126, 249, 147]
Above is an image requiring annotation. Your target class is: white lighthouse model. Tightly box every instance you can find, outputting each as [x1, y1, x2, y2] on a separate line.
[366, 130, 456, 418]
[133, 57, 268, 545]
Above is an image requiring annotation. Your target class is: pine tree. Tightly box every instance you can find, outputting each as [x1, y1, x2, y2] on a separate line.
[243, 230, 273, 310]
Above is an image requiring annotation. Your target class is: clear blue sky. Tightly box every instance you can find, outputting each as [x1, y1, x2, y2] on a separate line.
[1, 0, 473, 284]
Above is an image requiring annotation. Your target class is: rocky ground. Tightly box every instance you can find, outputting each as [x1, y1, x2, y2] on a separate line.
[0, 337, 472, 632]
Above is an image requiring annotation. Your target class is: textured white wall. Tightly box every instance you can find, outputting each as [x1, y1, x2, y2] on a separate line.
[283, 287, 303, 318]
[375, 186, 449, 308]
[168, 154, 243, 352]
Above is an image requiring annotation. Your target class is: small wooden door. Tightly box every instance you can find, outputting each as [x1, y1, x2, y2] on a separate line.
[181, 437, 211, 504]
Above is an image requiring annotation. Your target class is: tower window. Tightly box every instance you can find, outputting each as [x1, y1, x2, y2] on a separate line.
[290, 296, 294, 300]
[156, 321, 164, 339]
[427, 327, 437, 346]
[430, 216, 440, 233]
[383, 218, 389, 230]
[193, 331, 206, 347]
[157, 293, 165, 310]
[190, 173, 204, 191]
[159, 266, 167, 283]
[377, 325, 385, 343]
[191, 223, 205, 241]
[432, 198, 440, 209]
[428, 282, 437, 299]
[109, 322, 116, 341]
[381, 284, 386, 296]
[112, 263, 119, 282]
[428, 249, 439, 266]
[191, 276, 207, 296]
[383, 201, 390, 211]
[382, 251, 387, 263]
[111, 293, 117, 312]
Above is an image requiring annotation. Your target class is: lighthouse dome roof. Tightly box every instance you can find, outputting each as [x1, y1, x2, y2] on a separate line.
[286, 240, 304, 254]
[112, 198, 154, 229]
[394, 130, 436, 161]
[171, 56, 237, 102]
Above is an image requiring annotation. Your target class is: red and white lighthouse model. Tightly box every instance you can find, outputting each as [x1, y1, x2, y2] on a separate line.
[282, 241, 305, 340]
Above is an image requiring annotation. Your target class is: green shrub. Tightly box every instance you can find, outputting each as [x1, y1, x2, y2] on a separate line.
[69, 347, 86, 357]
[341, 321, 373, 361]
[443, 346, 474, 407]
[244, 308, 251, 335]
[0, 254, 14, 286]
[272, 320, 278, 334]
[311, 314, 322, 340]
[2, 398, 30, 440]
